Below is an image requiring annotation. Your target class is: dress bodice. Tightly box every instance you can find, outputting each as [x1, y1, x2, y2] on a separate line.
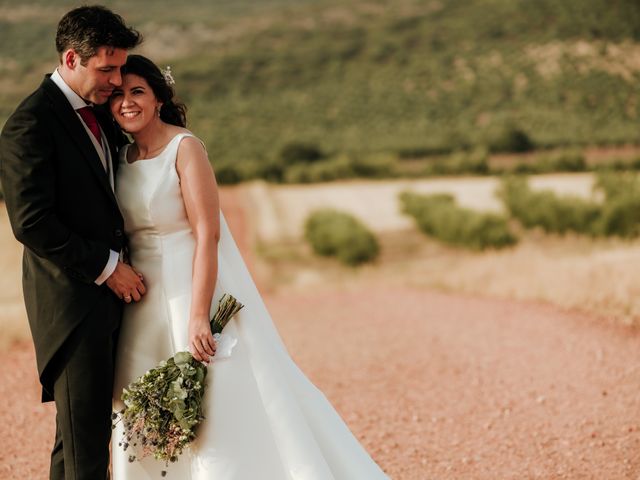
[116, 133, 194, 258]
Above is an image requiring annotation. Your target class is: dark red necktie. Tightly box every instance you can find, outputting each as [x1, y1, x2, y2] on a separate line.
[76, 106, 102, 144]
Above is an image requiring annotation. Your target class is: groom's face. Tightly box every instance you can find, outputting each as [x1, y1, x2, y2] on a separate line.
[67, 46, 128, 105]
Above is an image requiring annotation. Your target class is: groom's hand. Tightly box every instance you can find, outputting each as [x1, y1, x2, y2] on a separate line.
[106, 261, 146, 303]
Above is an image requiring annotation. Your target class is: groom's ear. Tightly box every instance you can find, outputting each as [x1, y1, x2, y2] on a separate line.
[63, 49, 79, 70]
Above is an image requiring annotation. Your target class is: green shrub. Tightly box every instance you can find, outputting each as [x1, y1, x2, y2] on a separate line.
[499, 177, 601, 234]
[217, 161, 264, 184]
[214, 162, 244, 185]
[256, 160, 286, 183]
[279, 142, 325, 166]
[489, 127, 535, 153]
[594, 171, 640, 201]
[595, 193, 640, 237]
[500, 174, 640, 238]
[504, 150, 587, 175]
[398, 146, 450, 158]
[424, 148, 490, 176]
[215, 159, 287, 184]
[400, 191, 517, 250]
[538, 150, 587, 172]
[511, 162, 542, 174]
[582, 158, 640, 173]
[350, 154, 397, 178]
[284, 156, 355, 183]
[629, 157, 640, 170]
[283, 153, 397, 183]
[592, 172, 640, 237]
[304, 209, 379, 265]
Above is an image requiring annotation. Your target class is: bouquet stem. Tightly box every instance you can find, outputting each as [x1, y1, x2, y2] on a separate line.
[211, 294, 244, 334]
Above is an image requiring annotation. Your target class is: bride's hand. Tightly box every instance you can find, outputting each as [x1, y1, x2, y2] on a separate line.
[189, 316, 217, 363]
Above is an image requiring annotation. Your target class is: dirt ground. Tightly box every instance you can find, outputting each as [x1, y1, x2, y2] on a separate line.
[1, 188, 640, 479]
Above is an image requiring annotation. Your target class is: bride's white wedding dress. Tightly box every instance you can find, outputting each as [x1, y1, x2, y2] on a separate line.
[111, 133, 389, 480]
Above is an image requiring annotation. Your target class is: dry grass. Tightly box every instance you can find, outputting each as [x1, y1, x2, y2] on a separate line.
[400, 234, 640, 326]
[0, 206, 29, 348]
[258, 228, 640, 326]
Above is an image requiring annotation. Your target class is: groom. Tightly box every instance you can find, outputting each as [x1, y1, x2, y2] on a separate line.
[0, 6, 145, 480]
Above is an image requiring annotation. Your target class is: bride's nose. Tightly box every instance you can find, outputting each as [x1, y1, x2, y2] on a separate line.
[121, 95, 135, 107]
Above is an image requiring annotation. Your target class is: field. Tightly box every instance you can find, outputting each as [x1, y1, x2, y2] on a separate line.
[243, 174, 640, 325]
[2, 0, 640, 171]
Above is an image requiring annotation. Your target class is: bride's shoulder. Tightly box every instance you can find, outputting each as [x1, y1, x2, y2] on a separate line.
[177, 131, 206, 151]
[168, 127, 203, 146]
[175, 131, 208, 169]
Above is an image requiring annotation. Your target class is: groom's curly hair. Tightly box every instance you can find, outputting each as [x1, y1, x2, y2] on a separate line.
[55, 5, 142, 65]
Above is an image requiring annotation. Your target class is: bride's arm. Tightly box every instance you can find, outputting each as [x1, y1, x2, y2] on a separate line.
[176, 136, 221, 363]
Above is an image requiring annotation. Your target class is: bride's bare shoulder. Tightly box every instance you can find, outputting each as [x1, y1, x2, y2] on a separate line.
[165, 125, 194, 137]
[176, 132, 208, 168]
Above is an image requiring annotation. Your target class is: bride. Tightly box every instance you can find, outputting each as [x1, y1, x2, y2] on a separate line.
[109, 54, 389, 480]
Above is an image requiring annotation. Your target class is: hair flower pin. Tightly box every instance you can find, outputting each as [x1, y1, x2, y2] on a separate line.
[161, 66, 175, 86]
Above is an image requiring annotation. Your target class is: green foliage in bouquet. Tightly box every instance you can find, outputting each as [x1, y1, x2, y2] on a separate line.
[304, 209, 379, 266]
[117, 352, 205, 464]
[114, 294, 244, 467]
[400, 191, 517, 250]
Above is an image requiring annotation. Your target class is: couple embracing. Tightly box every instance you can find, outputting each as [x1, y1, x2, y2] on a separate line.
[0, 5, 388, 480]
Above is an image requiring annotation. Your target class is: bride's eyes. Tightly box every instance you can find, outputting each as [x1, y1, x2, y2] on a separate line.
[110, 88, 145, 99]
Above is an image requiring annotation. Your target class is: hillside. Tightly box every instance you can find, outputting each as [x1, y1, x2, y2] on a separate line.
[2, 0, 640, 168]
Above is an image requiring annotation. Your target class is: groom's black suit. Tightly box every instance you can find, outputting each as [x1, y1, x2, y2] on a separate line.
[0, 76, 127, 479]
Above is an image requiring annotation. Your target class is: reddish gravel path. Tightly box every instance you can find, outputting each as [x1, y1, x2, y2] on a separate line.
[2, 189, 640, 479]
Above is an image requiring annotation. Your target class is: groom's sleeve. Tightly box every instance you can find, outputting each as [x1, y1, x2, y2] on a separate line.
[94, 250, 119, 285]
[0, 106, 111, 284]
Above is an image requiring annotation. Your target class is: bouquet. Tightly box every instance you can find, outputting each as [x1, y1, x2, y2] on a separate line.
[113, 294, 244, 469]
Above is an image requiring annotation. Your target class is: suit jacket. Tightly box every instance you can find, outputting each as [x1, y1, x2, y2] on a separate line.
[0, 76, 127, 401]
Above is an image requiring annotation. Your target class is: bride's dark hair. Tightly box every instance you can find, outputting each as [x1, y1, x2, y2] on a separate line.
[120, 54, 187, 127]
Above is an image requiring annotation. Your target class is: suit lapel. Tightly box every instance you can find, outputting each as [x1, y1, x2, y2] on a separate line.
[41, 77, 119, 208]
[94, 105, 125, 180]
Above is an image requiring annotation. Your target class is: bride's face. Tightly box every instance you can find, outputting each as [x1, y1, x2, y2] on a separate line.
[110, 73, 161, 133]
